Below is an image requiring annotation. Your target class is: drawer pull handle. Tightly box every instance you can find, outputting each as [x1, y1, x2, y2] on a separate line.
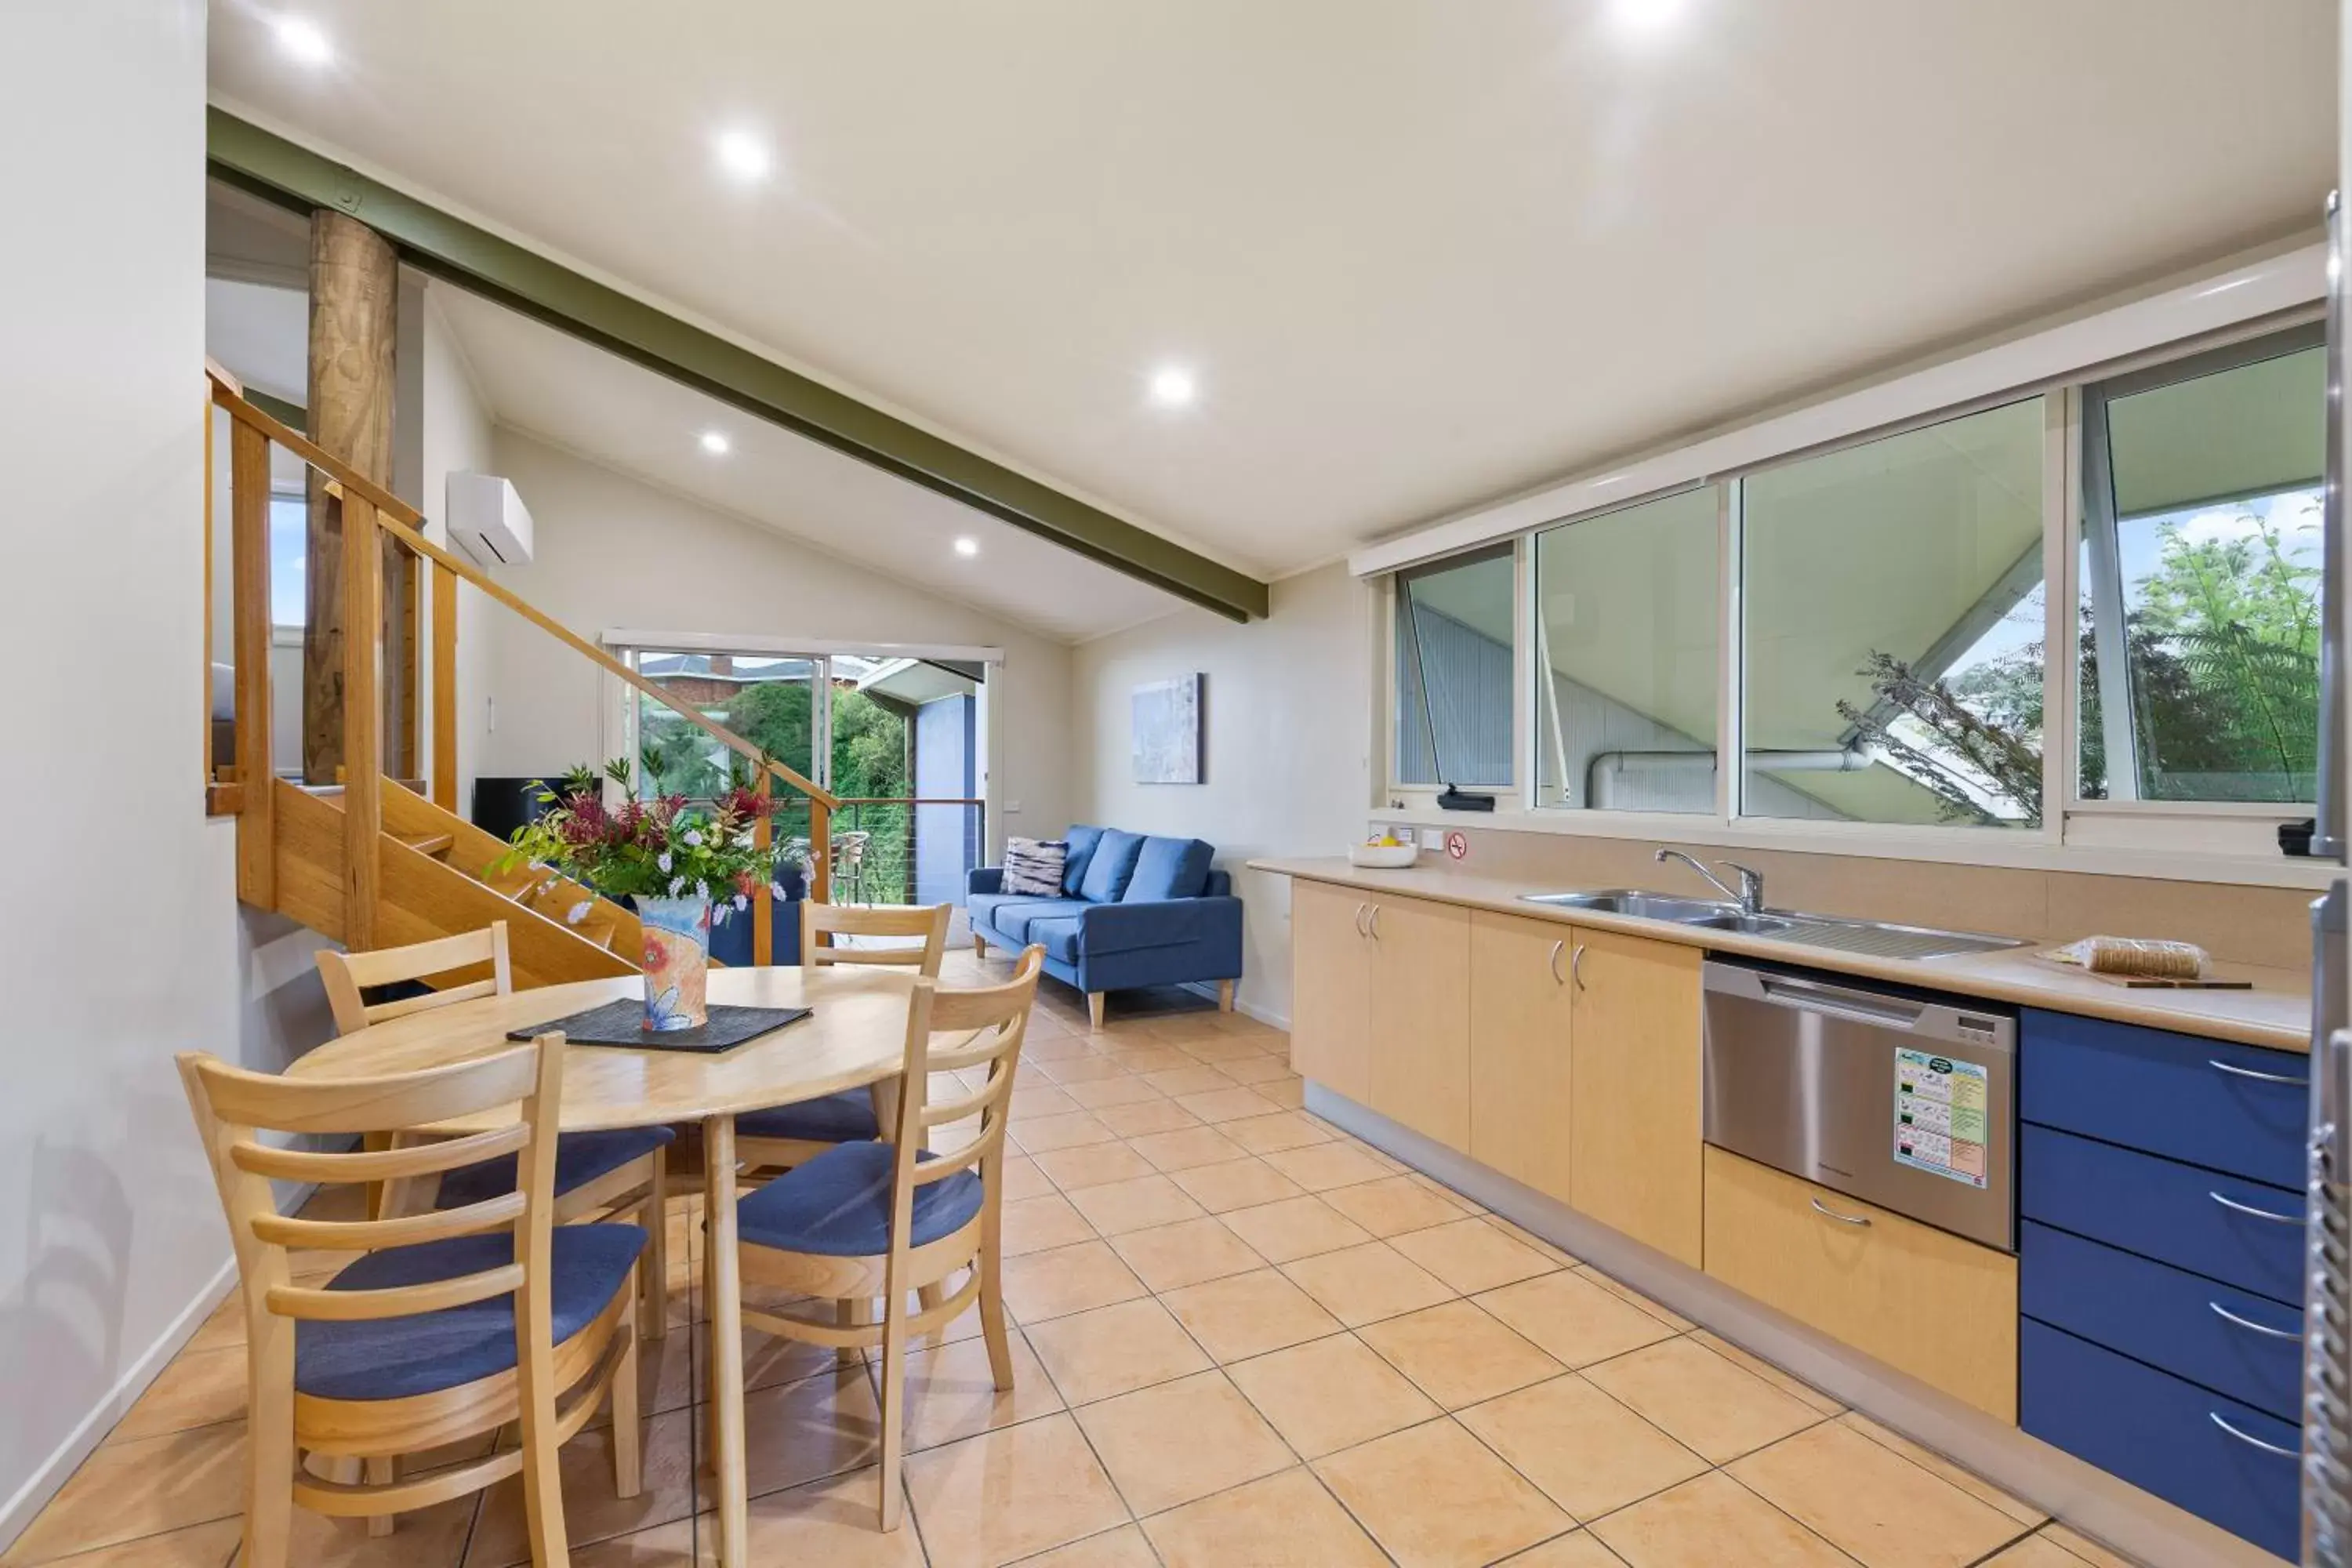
[1548, 940, 1566, 985]
[1809, 1196, 1872, 1228]
[2210, 1190, 2303, 1225]
[2209, 1058, 2309, 1089]
[2208, 1411, 2299, 1458]
[2209, 1301, 2302, 1341]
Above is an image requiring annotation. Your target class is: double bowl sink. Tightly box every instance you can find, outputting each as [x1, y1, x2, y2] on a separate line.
[1522, 889, 2027, 962]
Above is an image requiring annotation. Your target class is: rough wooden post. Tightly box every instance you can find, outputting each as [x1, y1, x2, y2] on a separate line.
[343, 492, 383, 950]
[303, 210, 397, 784]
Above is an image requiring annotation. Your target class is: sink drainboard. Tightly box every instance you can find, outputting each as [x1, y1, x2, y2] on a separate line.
[1768, 919, 2024, 962]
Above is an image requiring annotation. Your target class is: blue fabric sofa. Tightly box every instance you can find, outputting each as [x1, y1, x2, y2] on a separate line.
[967, 826, 1243, 1026]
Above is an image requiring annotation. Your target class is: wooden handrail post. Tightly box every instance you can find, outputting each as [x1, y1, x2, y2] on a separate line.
[752, 771, 773, 966]
[809, 797, 832, 906]
[431, 559, 458, 812]
[343, 495, 383, 949]
[230, 419, 276, 908]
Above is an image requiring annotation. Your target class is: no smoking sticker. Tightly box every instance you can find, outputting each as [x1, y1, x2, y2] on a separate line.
[1445, 831, 1468, 862]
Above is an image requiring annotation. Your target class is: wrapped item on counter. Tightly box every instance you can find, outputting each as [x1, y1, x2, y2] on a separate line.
[2044, 935, 2209, 981]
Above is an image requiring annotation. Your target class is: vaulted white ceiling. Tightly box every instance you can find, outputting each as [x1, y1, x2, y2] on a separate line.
[209, 0, 2335, 582]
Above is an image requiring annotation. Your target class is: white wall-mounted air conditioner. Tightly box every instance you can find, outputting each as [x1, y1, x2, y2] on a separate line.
[447, 471, 534, 568]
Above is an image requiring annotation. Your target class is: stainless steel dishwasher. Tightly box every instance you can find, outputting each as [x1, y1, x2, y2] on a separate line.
[1702, 959, 2016, 1251]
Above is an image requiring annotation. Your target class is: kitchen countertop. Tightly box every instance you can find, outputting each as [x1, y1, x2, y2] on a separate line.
[1251, 856, 2314, 1053]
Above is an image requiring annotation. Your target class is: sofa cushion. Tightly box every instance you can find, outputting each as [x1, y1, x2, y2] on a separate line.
[736, 1141, 983, 1258]
[1076, 829, 1146, 903]
[1123, 837, 1214, 903]
[1029, 916, 1087, 965]
[1062, 825, 1105, 896]
[983, 897, 1091, 944]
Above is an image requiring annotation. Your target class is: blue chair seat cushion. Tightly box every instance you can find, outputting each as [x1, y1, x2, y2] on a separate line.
[434, 1126, 675, 1211]
[736, 1140, 983, 1258]
[738, 1089, 880, 1145]
[296, 1225, 645, 1401]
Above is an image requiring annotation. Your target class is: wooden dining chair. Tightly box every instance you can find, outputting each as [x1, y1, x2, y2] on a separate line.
[178, 1036, 644, 1567]
[735, 902, 954, 1175]
[316, 923, 673, 1337]
[721, 946, 1046, 1530]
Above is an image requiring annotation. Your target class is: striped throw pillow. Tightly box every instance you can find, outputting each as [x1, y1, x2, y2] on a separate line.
[1003, 837, 1069, 897]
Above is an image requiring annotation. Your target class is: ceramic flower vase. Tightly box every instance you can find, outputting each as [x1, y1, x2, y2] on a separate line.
[637, 895, 712, 1032]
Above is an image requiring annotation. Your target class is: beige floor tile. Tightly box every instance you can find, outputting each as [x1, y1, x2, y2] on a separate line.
[17, 1519, 245, 1568]
[1143, 1467, 1389, 1567]
[1022, 1033, 1100, 1062]
[107, 1345, 249, 1444]
[183, 1298, 246, 1357]
[1090, 1098, 1203, 1138]
[1208, 1112, 1333, 1158]
[1580, 1338, 1824, 1464]
[1025, 1298, 1212, 1405]
[1458, 1374, 1710, 1523]
[1062, 1075, 1166, 1110]
[903, 1413, 1131, 1568]
[1174, 1087, 1288, 1125]
[1260, 1143, 1393, 1192]
[1226, 1333, 1443, 1458]
[893, 1327, 1064, 1451]
[1257, 1078, 1308, 1109]
[998, 1240, 1149, 1323]
[466, 1410, 697, 1566]
[2035, 1525, 2140, 1567]
[1589, 1472, 1851, 1568]
[1034, 1054, 1134, 1086]
[1281, 1241, 1457, 1327]
[1107, 1216, 1269, 1292]
[1684, 1331, 1842, 1416]
[1064, 1174, 1210, 1236]
[1166, 1157, 1308, 1214]
[696, 1319, 845, 1403]
[1473, 1272, 1678, 1369]
[1315, 1418, 1573, 1568]
[1011, 1112, 1117, 1154]
[1092, 1044, 1197, 1076]
[4, 1422, 246, 1564]
[1142, 1065, 1237, 1098]
[1358, 1300, 1564, 1410]
[734, 1365, 888, 1500]
[1000, 1155, 1056, 1202]
[1476, 1214, 1578, 1265]
[1983, 1541, 2100, 1568]
[693, 1467, 935, 1566]
[1572, 1268, 1694, 1332]
[1318, 1175, 1471, 1238]
[1159, 1269, 1344, 1363]
[1000, 1194, 1098, 1258]
[1124, 1125, 1248, 1173]
[1218, 1195, 1376, 1263]
[1012, 1525, 1160, 1566]
[1388, 1218, 1559, 1294]
[1009, 1084, 1084, 1122]
[1837, 1414, 2045, 1527]
[1728, 1420, 2021, 1568]
[1214, 1054, 1295, 1086]
[1501, 1534, 1632, 1566]
[1075, 1370, 1294, 1516]
[287, 1492, 481, 1567]
[1171, 1034, 1272, 1064]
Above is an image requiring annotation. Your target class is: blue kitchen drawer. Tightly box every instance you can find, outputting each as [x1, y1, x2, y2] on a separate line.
[2021, 1009, 2307, 1189]
[2022, 1319, 2300, 1562]
[2020, 1124, 2305, 1306]
[2020, 1220, 2302, 1423]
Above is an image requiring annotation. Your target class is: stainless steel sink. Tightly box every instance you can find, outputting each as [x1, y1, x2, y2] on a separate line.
[1681, 911, 1801, 938]
[1521, 889, 1737, 922]
[1520, 889, 2026, 960]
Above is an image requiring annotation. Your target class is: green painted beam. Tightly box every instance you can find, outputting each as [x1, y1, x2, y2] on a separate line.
[207, 109, 1268, 622]
[245, 388, 305, 431]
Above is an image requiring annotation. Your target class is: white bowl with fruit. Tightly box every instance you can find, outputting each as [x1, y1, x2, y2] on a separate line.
[1347, 833, 1420, 869]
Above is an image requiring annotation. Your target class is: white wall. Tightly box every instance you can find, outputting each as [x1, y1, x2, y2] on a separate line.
[0, 2, 336, 1546]
[474, 431, 1073, 840]
[1070, 563, 1374, 1024]
[416, 285, 498, 814]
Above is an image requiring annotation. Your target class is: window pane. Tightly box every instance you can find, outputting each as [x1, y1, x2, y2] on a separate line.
[633, 652, 819, 800]
[2082, 341, 2322, 803]
[1394, 548, 1515, 788]
[1534, 488, 1719, 810]
[1741, 398, 2046, 826]
[270, 495, 306, 628]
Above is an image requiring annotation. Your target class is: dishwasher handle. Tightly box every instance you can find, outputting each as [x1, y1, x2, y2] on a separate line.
[1755, 973, 1927, 1031]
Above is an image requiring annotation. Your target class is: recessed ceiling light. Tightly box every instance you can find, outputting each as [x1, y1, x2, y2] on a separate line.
[713, 129, 773, 183]
[699, 430, 731, 456]
[1148, 365, 1198, 408]
[953, 536, 980, 558]
[274, 14, 333, 67]
[1609, 0, 1686, 35]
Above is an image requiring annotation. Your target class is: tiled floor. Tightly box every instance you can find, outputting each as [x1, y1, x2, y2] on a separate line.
[8, 953, 2147, 1568]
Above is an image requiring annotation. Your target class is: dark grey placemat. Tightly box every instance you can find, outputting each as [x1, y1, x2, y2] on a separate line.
[508, 1000, 811, 1054]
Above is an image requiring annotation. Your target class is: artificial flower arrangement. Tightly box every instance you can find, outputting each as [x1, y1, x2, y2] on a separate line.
[496, 759, 778, 1030]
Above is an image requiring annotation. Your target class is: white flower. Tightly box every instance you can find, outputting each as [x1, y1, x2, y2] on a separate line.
[768, 882, 789, 901]
[657, 851, 673, 873]
[684, 829, 704, 848]
[565, 901, 591, 925]
[733, 893, 750, 911]
[669, 877, 686, 897]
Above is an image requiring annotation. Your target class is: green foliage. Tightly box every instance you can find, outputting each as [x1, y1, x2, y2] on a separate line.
[495, 761, 775, 909]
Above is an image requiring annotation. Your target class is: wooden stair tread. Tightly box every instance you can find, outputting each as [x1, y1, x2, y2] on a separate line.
[579, 920, 618, 950]
[397, 833, 454, 858]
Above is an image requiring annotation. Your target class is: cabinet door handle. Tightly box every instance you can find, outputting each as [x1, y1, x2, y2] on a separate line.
[1570, 944, 1587, 992]
[1353, 902, 1370, 937]
[2208, 1058, 2308, 1089]
[2208, 1411, 2299, 1458]
[2209, 1190, 2303, 1225]
[1548, 940, 1566, 985]
[1809, 1196, 1872, 1227]
[1367, 905, 1383, 940]
[2209, 1300, 2302, 1341]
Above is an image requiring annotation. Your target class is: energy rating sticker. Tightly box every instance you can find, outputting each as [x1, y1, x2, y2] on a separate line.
[1893, 1047, 1989, 1189]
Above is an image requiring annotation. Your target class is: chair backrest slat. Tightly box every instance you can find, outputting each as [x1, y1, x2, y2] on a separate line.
[316, 923, 513, 1036]
[267, 1262, 527, 1323]
[229, 1121, 530, 1184]
[800, 902, 950, 976]
[888, 947, 1044, 1198]
[251, 1190, 526, 1253]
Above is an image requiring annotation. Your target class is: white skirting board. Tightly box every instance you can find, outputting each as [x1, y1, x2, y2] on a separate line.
[1305, 1085, 2292, 1568]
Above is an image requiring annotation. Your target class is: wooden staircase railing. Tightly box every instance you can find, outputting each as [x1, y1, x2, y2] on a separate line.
[207, 368, 840, 969]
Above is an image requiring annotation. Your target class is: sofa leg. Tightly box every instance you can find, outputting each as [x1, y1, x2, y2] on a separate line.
[1087, 992, 1105, 1030]
[974, 935, 989, 959]
[1218, 979, 1235, 1013]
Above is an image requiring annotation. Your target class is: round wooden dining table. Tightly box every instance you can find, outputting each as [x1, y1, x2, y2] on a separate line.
[288, 964, 923, 1568]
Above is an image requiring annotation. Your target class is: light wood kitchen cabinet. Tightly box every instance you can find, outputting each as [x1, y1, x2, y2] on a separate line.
[1566, 925, 1704, 1268]
[1290, 878, 1372, 1102]
[1366, 895, 1472, 1148]
[1468, 910, 1574, 1204]
[1704, 1145, 2019, 1421]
